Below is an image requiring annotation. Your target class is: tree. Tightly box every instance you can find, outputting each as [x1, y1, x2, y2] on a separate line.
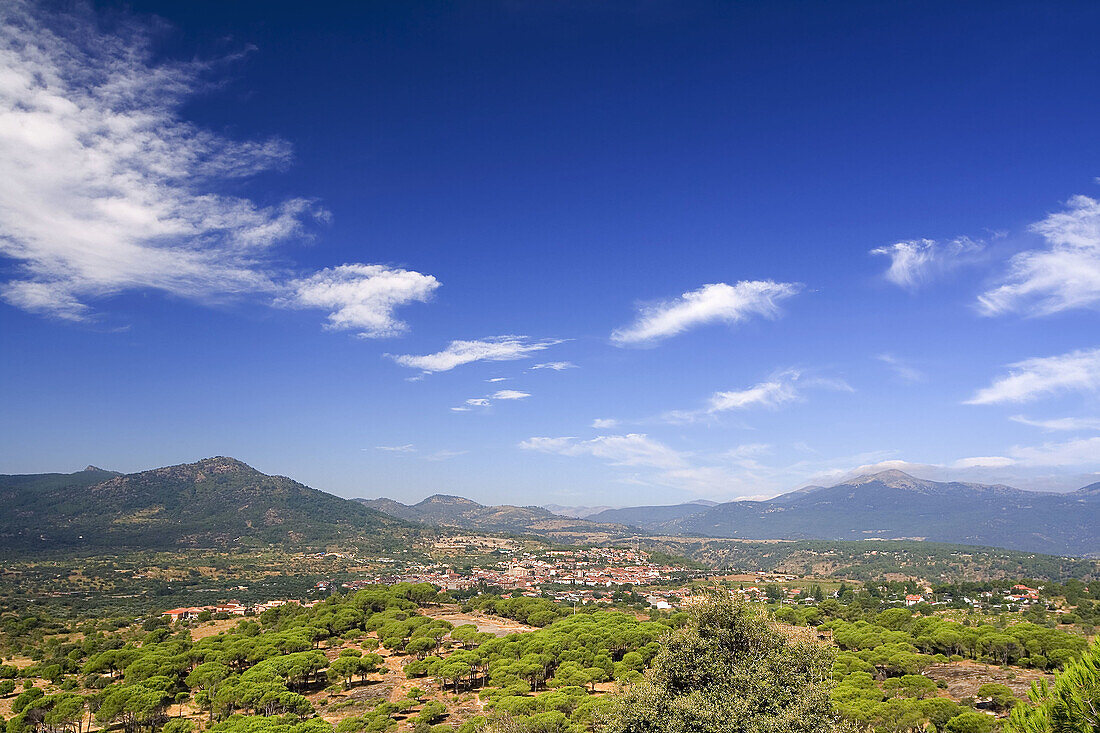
[606, 592, 844, 733]
[418, 701, 446, 725]
[977, 683, 1016, 712]
[945, 711, 994, 733]
[1007, 637, 1100, 732]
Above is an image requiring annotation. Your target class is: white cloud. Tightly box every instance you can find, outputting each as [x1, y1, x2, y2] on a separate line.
[966, 348, 1100, 405]
[0, 2, 331, 321]
[876, 353, 925, 383]
[611, 280, 800, 346]
[486, 377, 509, 383]
[979, 195, 1100, 316]
[725, 443, 772, 460]
[519, 433, 775, 496]
[870, 237, 982, 290]
[591, 418, 619, 429]
[520, 433, 687, 470]
[531, 361, 577, 370]
[282, 265, 438, 337]
[424, 449, 467, 461]
[451, 397, 491, 412]
[492, 389, 530, 400]
[662, 369, 849, 423]
[1010, 415, 1100, 432]
[708, 380, 800, 412]
[0, 2, 441, 336]
[1010, 437, 1100, 467]
[951, 456, 1017, 469]
[375, 444, 415, 453]
[389, 336, 563, 373]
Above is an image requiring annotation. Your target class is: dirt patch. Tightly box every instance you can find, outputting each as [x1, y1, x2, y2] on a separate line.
[925, 661, 1051, 702]
[189, 618, 240, 641]
[422, 607, 537, 637]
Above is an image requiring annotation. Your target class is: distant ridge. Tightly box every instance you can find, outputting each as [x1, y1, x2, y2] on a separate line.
[355, 494, 632, 535]
[0, 457, 411, 550]
[5, 460, 1100, 556]
[654, 470, 1100, 555]
[542, 503, 619, 519]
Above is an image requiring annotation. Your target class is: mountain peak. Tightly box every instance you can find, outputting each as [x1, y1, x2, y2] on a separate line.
[82, 465, 107, 472]
[417, 494, 483, 508]
[190, 456, 255, 472]
[844, 469, 927, 488]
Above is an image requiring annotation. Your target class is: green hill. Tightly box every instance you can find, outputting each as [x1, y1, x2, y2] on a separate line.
[356, 493, 634, 536]
[0, 457, 416, 552]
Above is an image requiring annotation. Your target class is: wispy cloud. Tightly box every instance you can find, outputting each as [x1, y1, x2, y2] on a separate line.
[375, 444, 416, 452]
[492, 389, 530, 400]
[662, 369, 851, 423]
[1010, 437, 1100, 467]
[966, 347, 1100, 405]
[452, 389, 530, 412]
[390, 336, 563, 373]
[979, 195, 1100, 316]
[282, 265, 438, 337]
[0, 5, 274, 316]
[708, 379, 800, 412]
[876, 353, 925, 383]
[424, 449, 467, 461]
[591, 418, 619, 429]
[530, 361, 577, 371]
[611, 280, 800, 346]
[1010, 415, 1100, 432]
[520, 434, 687, 470]
[451, 397, 491, 412]
[486, 377, 509, 383]
[951, 456, 1016, 469]
[870, 237, 982, 290]
[0, 2, 439, 336]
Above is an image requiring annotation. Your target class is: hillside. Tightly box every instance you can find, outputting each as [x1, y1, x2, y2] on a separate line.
[660, 470, 1100, 556]
[356, 494, 633, 536]
[0, 457, 415, 551]
[587, 501, 713, 527]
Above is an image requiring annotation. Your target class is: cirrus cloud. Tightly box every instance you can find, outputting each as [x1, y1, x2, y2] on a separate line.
[611, 280, 800, 346]
[870, 237, 982, 290]
[389, 336, 564, 373]
[1010, 415, 1100, 432]
[979, 195, 1100, 316]
[519, 433, 687, 470]
[966, 347, 1100, 405]
[493, 389, 530, 400]
[0, 1, 439, 338]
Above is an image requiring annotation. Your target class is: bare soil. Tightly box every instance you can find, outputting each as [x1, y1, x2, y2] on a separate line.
[925, 661, 1051, 702]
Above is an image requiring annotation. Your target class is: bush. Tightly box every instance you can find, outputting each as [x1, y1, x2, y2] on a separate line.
[945, 711, 994, 733]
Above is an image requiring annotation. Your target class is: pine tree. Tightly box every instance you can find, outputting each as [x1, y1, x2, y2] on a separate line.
[605, 591, 845, 733]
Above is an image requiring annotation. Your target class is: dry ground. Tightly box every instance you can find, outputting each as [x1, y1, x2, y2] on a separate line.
[925, 661, 1051, 702]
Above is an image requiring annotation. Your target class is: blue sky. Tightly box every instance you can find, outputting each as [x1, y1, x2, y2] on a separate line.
[2, 0, 1100, 506]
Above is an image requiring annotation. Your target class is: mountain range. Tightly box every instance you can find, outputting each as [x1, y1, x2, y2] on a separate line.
[577, 470, 1100, 555]
[353, 494, 631, 535]
[0, 457, 412, 551]
[362, 469, 1100, 555]
[4, 457, 1100, 557]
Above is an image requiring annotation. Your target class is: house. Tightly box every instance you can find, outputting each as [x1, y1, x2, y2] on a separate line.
[904, 594, 923, 607]
[646, 595, 672, 610]
[162, 607, 205, 621]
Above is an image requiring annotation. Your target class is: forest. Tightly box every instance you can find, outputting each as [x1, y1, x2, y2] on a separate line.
[3, 579, 1099, 733]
